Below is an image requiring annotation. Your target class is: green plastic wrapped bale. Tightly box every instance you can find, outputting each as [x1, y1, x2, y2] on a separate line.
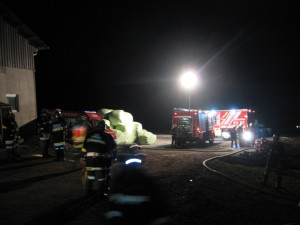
[137, 129, 157, 145]
[103, 119, 111, 128]
[96, 108, 154, 145]
[113, 129, 136, 145]
[134, 122, 143, 133]
[113, 124, 125, 132]
[109, 110, 133, 126]
[115, 123, 138, 144]
[97, 109, 113, 119]
[112, 129, 127, 145]
[127, 122, 140, 143]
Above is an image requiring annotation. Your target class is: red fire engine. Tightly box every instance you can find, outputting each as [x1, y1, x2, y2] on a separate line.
[171, 108, 215, 145]
[211, 109, 255, 140]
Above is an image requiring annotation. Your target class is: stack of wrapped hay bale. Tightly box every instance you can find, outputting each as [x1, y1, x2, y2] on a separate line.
[97, 109, 156, 145]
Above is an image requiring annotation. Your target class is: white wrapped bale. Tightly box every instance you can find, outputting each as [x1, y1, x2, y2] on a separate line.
[137, 129, 157, 145]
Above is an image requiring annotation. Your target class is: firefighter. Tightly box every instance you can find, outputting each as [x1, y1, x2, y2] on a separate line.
[248, 123, 257, 147]
[171, 124, 177, 147]
[175, 125, 184, 148]
[255, 137, 271, 153]
[104, 145, 170, 225]
[2, 110, 20, 160]
[38, 108, 52, 158]
[72, 116, 88, 150]
[50, 111, 66, 161]
[81, 120, 116, 195]
[56, 109, 66, 128]
[237, 124, 244, 146]
[263, 134, 285, 189]
[230, 126, 237, 148]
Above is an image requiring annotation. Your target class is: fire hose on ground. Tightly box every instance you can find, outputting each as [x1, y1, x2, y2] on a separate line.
[203, 148, 300, 207]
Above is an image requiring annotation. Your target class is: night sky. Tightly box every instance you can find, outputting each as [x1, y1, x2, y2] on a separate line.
[2, 1, 299, 134]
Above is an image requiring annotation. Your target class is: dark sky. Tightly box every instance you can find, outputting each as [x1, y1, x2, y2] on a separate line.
[2, 0, 300, 133]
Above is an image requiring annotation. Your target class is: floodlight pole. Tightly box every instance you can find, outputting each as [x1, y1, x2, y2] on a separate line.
[188, 92, 191, 111]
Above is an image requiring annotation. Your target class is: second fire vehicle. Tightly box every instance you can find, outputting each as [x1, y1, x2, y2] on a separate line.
[171, 108, 215, 146]
[211, 109, 255, 140]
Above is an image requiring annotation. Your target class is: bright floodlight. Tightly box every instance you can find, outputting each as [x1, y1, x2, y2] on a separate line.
[180, 71, 198, 89]
[209, 110, 216, 117]
[243, 131, 253, 141]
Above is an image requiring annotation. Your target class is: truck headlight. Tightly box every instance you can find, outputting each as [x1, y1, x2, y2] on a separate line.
[243, 131, 253, 141]
[222, 132, 231, 139]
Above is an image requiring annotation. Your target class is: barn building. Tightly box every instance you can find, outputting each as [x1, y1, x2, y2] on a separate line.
[0, 2, 48, 139]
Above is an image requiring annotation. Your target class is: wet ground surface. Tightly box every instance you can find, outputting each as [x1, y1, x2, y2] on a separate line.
[1, 135, 299, 225]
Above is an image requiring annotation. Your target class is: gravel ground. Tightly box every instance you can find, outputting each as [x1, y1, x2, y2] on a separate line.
[0, 135, 300, 225]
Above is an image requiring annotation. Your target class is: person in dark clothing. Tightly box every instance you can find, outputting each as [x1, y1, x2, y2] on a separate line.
[50, 111, 66, 161]
[2, 110, 20, 160]
[248, 123, 257, 147]
[175, 125, 184, 148]
[104, 145, 170, 225]
[38, 108, 52, 158]
[237, 124, 244, 146]
[171, 124, 177, 147]
[263, 134, 285, 189]
[81, 120, 117, 195]
[230, 126, 237, 148]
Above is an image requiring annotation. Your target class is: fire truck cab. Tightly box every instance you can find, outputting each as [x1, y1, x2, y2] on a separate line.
[171, 108, 215, 146]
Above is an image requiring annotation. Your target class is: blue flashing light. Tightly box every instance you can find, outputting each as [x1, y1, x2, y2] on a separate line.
[125, 158, 142, 165]
[209, 110, 216, 117]
[84, 111, 96, 113]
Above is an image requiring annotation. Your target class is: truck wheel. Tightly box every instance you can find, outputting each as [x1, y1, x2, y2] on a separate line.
[222, 131, 231, 141]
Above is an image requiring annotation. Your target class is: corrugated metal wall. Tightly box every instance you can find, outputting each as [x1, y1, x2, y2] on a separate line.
[0, 17, 38, 70]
